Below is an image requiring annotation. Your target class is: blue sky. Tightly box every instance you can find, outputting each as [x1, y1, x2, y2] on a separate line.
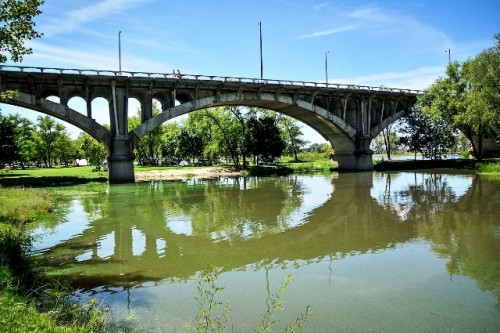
[2, 0, 499, 143]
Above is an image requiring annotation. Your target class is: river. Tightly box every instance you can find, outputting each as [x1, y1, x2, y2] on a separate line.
[28, 171, 500, 332]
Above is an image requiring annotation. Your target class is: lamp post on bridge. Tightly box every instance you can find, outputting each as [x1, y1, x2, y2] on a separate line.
[118, 31, 122, 74]
[258, 21, 263, 79]
[325, 51, 330, 85]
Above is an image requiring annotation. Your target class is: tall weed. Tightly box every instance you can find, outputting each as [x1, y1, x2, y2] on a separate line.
[193, 266, 312, 333]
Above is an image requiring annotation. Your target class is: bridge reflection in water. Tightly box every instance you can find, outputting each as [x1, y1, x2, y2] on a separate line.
[31, 172, 500, 330]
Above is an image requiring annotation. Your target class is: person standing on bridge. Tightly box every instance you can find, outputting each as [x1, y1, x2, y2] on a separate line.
[176, 69, 182, 79]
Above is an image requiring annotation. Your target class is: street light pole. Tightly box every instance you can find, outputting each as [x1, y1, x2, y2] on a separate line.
[445, 49, 452, 90]
[325, 51, 330, 85]
[118, 31, 122, 74]
[258, 21, 263, 79]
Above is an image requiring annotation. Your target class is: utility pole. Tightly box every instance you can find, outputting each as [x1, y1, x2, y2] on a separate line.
[258, 21, 263, 79]
[325, 51, 330, 84]
[118, 31, 122, 74]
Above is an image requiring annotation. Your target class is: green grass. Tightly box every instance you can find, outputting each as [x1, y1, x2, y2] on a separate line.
[0, 293, 80, 333]
[282, 158, 336, 173]
[0, 187, 53, 224]
[0, 187, 111, 333]
[476, 160, 500, 174]
[1, 166, 107, 187]
[2, 165, 106, 177]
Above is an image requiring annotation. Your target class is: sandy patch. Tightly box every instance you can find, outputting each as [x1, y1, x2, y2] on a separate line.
[135, 167, 244, 182]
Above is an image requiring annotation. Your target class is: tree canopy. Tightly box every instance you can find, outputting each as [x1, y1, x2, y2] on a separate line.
[1, 0, 44, 100]
[400, 105, 457, 160]
[421, 33, 500, 160]
[0, 0, 44, 63]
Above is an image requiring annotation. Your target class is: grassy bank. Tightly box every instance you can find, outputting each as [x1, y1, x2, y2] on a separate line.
[373, 158, 500, 175]
[1, 166, 107, 187]
[2, 158, 498, 189]
[0, 187, 110, 333]
[476, 160, 500, 174]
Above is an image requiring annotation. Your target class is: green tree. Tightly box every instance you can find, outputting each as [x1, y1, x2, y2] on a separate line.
[278, 115, 308, 161]
[160, 121, 181, 162]
[53, 131, 76, 167]
[185, 111, 216, 164]
[0, 112, 20, 167]
[76, 133, 107, 166]
[0, 0, 43, 63]
[227, 106, 252, 168]
[379, 124, 400, 160]
[33, 115, 65, 167]
[246, 116, 285, 164]
[0, 0, 44, 99]
[129, 102, 165, 166]
[10, 114, 36, 168]
[0, 112, 36, 168]
[199, 107, 247, 167]
[176, 126, 204, 163]
[400, 105, 457, 160]
[305, 143, 330, 154]
[423, 34, 500, 160]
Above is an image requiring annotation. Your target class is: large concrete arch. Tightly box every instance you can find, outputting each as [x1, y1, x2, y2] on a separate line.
[5, 92, 110, 145]
[131, 92, 358, 153]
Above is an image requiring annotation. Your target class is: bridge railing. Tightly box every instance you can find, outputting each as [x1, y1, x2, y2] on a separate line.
[0, 64, 420, 94]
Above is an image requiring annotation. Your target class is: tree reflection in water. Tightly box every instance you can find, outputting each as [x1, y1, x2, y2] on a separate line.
[372, 172, 500, 308]
[31, 173, 500, 308]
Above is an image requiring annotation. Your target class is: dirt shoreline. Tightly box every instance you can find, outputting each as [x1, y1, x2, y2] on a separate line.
[134, 167, 244, 181]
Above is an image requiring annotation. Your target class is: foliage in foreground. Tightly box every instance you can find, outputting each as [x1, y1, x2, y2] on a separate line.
[193, 266, 312, 333]
[0, 187, 110, 333]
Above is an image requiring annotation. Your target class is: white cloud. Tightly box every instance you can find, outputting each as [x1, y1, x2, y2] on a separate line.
[344, 5, 391, 22]
[24, 41, 171, 73]
[334, 66, 445, 91]
[313, 2, 330, 11]
[42, 0, 155, 36]
[296, 25, 356, 39]
[343, 4, 451, 46]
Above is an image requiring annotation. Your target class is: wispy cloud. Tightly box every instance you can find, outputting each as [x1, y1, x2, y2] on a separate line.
[296, 25, 356, 39]
[335, 66, 445, 90]
[344, 5, 391, 22]
[25, 41, 171, 73]
[313, 2, 330, 11]
[42, 0, 155, 36]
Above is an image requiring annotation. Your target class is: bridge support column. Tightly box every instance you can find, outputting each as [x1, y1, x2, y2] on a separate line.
[333, 152, 373, 171]
[332, 135, 373, 171]
[108, 135, 135, 183]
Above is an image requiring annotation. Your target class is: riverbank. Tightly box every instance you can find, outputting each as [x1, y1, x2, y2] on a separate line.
[135, 167, 244, 181]
[0, 188, 109, 333]
[373, 158, 479, 171]
[1, 159, 499, 187]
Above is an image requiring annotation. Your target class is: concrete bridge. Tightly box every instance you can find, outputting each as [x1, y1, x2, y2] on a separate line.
[0, 65, 419, 183]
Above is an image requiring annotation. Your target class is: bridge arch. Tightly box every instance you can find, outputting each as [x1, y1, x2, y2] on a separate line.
[131, 92, 358, 153]
[4, 92, 111, 146]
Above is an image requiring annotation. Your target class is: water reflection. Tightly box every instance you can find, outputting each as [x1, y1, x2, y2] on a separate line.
[32, 173, 500, 310]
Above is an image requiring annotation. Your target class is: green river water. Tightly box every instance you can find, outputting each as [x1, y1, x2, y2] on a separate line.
[28, 171, 500, 332]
